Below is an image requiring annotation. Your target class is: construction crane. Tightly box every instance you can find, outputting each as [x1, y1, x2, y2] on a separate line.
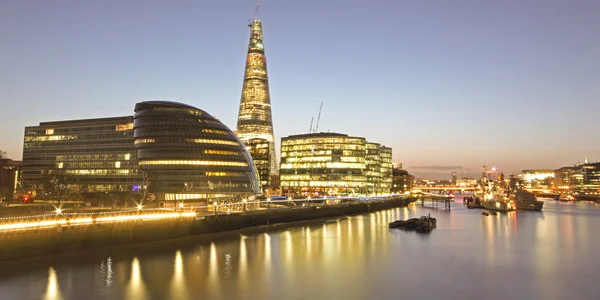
[248, 2, 261, 26]
[315, 101, 324, 132]
[309, 117, 314, 133]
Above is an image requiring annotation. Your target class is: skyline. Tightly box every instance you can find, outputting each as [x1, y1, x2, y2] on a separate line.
[1, 0, 599, 179]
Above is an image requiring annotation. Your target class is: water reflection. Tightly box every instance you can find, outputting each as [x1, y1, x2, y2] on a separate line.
[43, 267, 62, 300]
[3, 201, 600, 300]
[100, 257, 113, 288]
[170, 250, 188, 300]
[207, 242, 219, 298]
[125, 257, 147, 300]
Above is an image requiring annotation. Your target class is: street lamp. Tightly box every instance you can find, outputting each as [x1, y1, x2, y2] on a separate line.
[137, 204, 142, 211]
[55, 208, 62, 215]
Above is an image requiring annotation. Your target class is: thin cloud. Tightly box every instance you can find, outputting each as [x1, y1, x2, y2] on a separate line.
[411, 165, 462, 171]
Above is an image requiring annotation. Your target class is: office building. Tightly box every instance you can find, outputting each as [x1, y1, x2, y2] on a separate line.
[392, 168, 414, 193]
[554, 163, 600, 194]
[134, 101, 261, 202]
[279, 132, 392, 196]
[365, 142, 381, 194]
[243, 138, 271, 191]
[518, 169, 554, 189]
[0, 158, 22, 201]
[21, 116, 141, 199]
[380, 146, 393, 193]
[236, 16, 278, 182]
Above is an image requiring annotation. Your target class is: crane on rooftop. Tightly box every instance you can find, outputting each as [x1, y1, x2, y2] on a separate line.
[249, 2, 261, 26]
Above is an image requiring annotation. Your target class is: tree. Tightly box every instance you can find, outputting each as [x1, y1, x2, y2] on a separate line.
[0, 150, 7, 159]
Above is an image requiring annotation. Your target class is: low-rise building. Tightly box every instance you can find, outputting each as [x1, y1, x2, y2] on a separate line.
[391, 168, 413, 193]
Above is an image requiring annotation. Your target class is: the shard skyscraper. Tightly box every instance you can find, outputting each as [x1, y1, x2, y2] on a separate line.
[236, 16, 277, 190]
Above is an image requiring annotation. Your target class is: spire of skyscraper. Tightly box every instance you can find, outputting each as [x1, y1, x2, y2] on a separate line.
[236, 7, 278, 190]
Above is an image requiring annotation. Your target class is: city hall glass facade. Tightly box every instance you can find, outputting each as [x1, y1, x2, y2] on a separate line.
[21, 117, 141, 196]
[236, 19, 278, 178]
[134, 101, 261, 201]
[280, 132, 393, 196]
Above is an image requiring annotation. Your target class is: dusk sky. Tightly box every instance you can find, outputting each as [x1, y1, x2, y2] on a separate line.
[1, 0, 599, 179]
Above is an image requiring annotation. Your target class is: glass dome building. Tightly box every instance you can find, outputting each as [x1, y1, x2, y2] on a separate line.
[133, 101, 261, 202]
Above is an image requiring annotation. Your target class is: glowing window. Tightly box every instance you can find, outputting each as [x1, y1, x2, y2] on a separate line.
[116, 123, 134, 131]
[186, 139, 239, 146]
[134, 138, 155, 144]
[139, 160, 248, 167]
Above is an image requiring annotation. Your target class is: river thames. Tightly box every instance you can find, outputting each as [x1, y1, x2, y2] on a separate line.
[0, 200, 599, 300]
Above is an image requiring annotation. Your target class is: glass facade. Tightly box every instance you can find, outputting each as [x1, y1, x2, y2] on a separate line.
[244, 138, 270, 190]
[134, 101, 261, 201]
[236, 19, 278, 179]
[280, 132, 393, 196]
[518, 169, 554, 189]
[380, 146, 393, 192]
[365, 143, 381, 193]
[21, 116, 141, 198]
[554, 163, 600, 193]
[0, 159, 21, 201]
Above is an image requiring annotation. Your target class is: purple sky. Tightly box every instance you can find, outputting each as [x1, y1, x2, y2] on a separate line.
[1, 0, 599, 179]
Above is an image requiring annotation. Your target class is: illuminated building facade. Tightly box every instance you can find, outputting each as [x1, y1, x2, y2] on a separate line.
[0, 158, 21, 201]
[392, 168, 414, 193]
[365, 142, 381, 193]
[134, 101, 260, 201]
[21, 117, 141, 197]
[244, 138, 270, 190]
[380, 146, 393, 192]
[236, 18, 278, 180]
[280, 132, 393, 196]
[518, 169, 554, 189]
[554, 163, 600, 194]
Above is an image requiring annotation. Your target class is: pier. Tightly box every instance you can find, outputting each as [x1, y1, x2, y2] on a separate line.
[418, 192, 454, 211]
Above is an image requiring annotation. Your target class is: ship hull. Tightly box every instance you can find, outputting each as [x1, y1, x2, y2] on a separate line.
[515, 201, 544, 211]
[481, 201, 514, 212]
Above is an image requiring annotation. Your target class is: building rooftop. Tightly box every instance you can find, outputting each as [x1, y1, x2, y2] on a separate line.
[35, 116, 133, 127]
[134, 101, 201, 112]
[283, 132, 355, 140]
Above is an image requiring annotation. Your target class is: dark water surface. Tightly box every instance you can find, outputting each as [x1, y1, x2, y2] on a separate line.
[1, 200, 599, 300]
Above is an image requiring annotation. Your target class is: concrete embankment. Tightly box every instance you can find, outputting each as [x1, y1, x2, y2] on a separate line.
[0, 197, 413, 261]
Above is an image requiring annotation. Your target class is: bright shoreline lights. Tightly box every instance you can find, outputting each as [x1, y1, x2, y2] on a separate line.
[0, 212, 197, 232]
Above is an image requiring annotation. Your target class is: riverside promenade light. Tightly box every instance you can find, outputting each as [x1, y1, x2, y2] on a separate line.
[0, 212, 197, 233]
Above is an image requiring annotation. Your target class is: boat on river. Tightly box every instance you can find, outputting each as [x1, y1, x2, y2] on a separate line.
[513, 190, 543, 211]
[481, 194, 514, 212]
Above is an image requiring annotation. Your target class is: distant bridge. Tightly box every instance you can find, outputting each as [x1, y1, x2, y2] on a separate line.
[414, 186, 477, 191]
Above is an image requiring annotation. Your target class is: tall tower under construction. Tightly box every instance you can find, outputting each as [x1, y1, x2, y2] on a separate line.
[236, 7, 277, 191]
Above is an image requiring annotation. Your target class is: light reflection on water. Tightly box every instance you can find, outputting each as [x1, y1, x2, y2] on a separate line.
[125, 257, 146, 300]
[43, 267, 62, 300]
[170, 250, 188, 300]
[2, 201, 600, 300]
